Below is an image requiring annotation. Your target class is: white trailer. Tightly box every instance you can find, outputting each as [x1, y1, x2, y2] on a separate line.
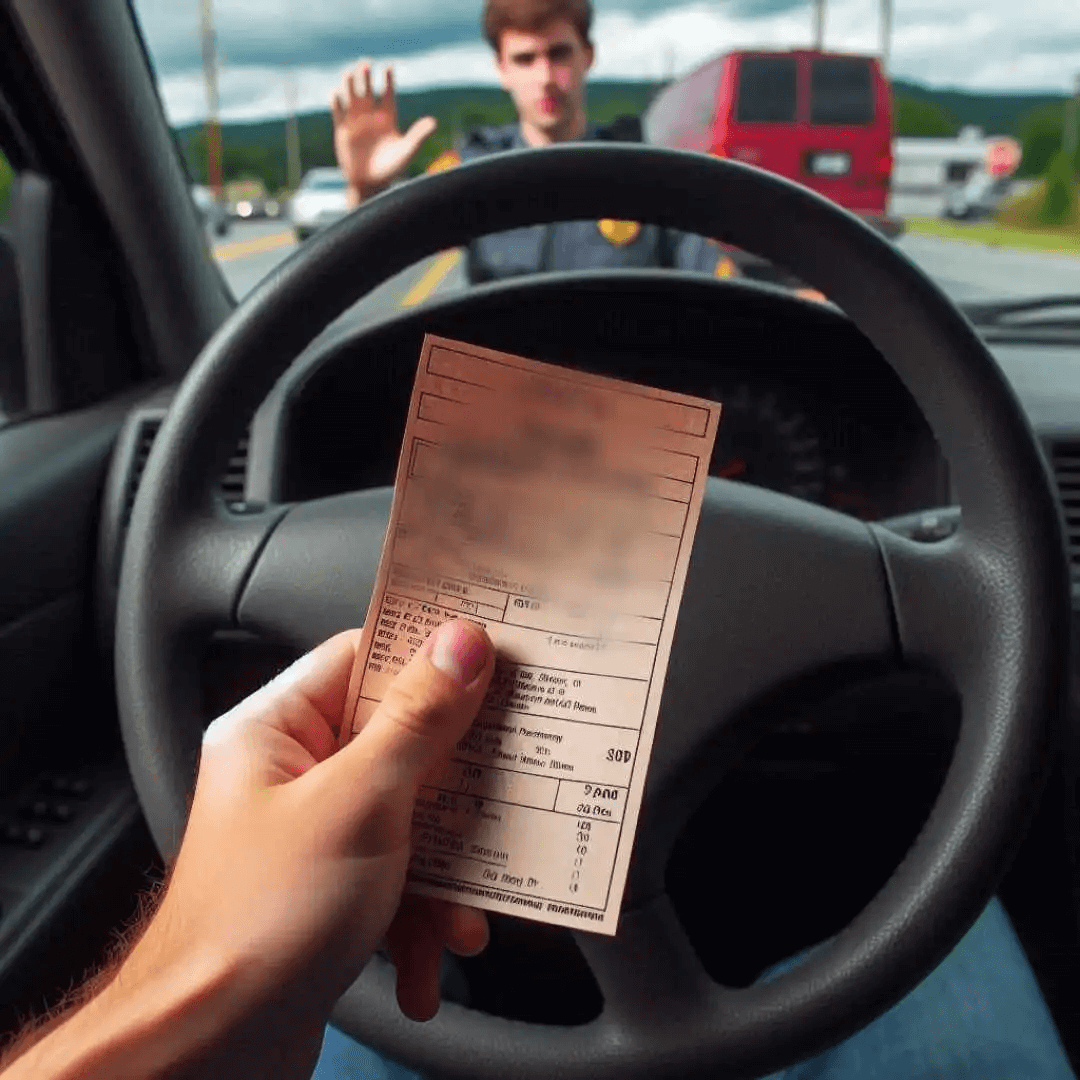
[889, 127, 1023, 220]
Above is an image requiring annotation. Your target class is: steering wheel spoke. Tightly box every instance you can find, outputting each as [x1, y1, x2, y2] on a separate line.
[627, 478, 896, 894]
[236, 489, 392, 651]
[574, 894, 719, 1029]
[161, 504, 290, 633]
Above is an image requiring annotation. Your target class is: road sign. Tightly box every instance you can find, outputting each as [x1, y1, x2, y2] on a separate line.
[985, 137, 1022, 178]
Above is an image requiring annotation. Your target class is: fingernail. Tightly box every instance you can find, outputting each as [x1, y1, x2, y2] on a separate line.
[429, 620, 490, 685]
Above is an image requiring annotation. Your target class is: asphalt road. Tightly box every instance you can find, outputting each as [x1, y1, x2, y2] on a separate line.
[212, 213, 1080, 327]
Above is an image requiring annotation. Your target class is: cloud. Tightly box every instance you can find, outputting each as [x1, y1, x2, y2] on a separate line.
[139, 0, 1080, 126]
[135, 0, 716, 75]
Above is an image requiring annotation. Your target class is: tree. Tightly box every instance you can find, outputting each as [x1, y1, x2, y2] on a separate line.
[1017, 103, 1080, 179]
[1038, 148, 1078, 227]
[893, 95, 958, 137]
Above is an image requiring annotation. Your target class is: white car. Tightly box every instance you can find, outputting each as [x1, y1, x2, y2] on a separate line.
[290, 167, 350, 240]
[190, 184, 230, 236]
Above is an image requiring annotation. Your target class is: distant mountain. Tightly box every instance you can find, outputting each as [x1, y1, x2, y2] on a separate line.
[890, 79, 1068, 137]
[173, 78, 1071, 192]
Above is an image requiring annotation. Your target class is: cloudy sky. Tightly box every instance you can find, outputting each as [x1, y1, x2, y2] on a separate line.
[133, 0, 1080, 125]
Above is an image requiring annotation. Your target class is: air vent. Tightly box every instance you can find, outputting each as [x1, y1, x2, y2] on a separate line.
[221, 429, 250, 505]
[122, 415, 251, 525]
[1051, 441, 1080, 583]
[121, 415, 163, 534]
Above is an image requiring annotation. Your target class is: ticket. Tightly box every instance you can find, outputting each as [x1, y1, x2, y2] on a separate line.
[341, 334, 721, 934]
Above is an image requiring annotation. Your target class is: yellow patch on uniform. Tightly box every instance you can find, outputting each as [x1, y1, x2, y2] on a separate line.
[597, 219, 641, 246]
[715, 256, 737, 278]
[426, 150, 462, 174]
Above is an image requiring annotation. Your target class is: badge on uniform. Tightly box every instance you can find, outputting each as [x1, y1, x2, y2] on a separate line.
[597, 219, 641, 246]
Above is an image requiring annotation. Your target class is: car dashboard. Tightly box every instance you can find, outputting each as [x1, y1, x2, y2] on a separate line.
[104, 273, 1080, 637]
[248, 273, 948, 522]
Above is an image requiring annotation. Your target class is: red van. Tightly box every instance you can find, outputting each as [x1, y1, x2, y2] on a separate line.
[643, 49, 900, 241]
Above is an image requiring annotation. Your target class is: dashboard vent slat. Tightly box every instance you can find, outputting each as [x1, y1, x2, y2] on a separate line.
[1051, 441, 1080, 585]
[121, 416, 162, 534]
[221, 432, 250, 505]
[122, 416, 252, 527]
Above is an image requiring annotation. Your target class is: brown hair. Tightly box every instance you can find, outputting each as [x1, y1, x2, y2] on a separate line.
[482, 0, 593, 52]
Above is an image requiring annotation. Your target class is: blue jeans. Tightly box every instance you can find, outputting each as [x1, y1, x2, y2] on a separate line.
[310, 896, 1076, 1079]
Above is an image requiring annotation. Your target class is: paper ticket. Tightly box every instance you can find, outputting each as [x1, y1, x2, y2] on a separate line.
[341, 334, 721, 934]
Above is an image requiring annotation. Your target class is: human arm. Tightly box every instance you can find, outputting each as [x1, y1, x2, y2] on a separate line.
[332, 61, 439, 206]
[0, 618, 494, 1080]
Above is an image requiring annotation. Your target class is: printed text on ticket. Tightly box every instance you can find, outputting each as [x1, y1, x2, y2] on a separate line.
[340, 334, 721, 935]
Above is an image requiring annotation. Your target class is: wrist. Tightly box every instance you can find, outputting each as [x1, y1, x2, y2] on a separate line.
[346, 178, 389, 206]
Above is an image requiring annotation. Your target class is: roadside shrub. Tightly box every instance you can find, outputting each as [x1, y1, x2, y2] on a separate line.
[995, 179, 1080, 232]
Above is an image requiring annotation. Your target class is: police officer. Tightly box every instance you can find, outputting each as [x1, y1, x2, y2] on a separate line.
[330, 0, 733, 282]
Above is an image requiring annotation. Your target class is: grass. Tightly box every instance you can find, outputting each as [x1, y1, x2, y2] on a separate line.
[905, 178, 1080, 255]
[905, 217, 1080, 255]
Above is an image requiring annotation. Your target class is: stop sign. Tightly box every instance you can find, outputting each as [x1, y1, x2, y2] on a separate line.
[986, 137, 1022, 178]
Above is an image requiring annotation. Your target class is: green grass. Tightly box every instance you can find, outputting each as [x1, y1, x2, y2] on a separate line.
[906, 217, 1080, 256]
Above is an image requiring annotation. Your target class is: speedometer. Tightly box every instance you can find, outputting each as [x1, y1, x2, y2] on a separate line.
[708, 382, 827, 503]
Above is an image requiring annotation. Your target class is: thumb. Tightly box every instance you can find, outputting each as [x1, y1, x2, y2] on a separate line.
[402, 115, 437, 154]
[325, 620, 494, 813]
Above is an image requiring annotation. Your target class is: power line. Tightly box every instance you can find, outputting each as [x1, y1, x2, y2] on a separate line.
[812, 0, 825, 49]
[199, 0, 223, 196]
[880, 0, 893, 75]
[285, 70, 301, 190]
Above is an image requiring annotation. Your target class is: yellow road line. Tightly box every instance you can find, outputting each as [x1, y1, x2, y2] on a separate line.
[213, 229, 297, 263]
[400, 249, 462, 307]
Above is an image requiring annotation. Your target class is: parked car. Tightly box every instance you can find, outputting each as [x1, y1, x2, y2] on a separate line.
[289, 167, 350, 240]
[225, 178, 274, 221]
[189, 183, 230, 236]
[944, 171, 1015, 221]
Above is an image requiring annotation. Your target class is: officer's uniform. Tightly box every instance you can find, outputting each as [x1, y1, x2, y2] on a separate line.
[426, 120, 733, 284]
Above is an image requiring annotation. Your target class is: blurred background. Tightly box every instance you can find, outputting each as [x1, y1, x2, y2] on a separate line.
[4, 0, 1071, 308]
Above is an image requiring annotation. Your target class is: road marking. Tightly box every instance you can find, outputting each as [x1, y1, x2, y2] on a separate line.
[401, 249, 462, 307]
[213, 229, 296, 263]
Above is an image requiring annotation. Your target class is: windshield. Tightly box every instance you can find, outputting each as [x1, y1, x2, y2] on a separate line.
[131, 0, 1080, 310]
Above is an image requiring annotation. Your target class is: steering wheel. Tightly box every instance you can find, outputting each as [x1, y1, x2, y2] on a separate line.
[115, 146, 1069, 1080]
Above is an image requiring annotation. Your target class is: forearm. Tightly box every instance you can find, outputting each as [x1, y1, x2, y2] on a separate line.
[2, 950, 327, 1080]
[0, 888, 328, 1080]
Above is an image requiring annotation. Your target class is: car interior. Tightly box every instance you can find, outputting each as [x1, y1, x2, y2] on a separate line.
[1, 2, 1080, 1079]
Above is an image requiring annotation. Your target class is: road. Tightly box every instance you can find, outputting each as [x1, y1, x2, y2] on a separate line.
[212, 214, 1080, 327]
[211, 219, 465, 328]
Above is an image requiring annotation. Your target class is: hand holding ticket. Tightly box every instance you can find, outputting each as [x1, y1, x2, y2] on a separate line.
[342, 335, 720, 934]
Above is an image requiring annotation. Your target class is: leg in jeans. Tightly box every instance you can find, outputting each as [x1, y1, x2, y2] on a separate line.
[309, 896, 1075, 1080]
[756, 895, 1076, 1079]
[309, 1024, 422, 1080]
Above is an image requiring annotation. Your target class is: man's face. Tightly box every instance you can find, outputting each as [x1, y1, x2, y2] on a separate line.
[495, 20, 594, 136]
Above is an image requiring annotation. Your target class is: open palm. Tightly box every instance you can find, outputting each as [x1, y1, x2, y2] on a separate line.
[332, 61, 437, 196]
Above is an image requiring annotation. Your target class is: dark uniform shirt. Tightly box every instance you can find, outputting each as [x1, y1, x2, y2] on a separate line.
[426, 121, 729, 284]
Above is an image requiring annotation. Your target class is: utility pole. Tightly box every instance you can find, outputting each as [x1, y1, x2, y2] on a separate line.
[879, 0, 892, 75]
[284, 70, 301, 191]
[199, 0, 223, 201]
[812, 0, 825, 50]
[1064, 72, 1080, 155]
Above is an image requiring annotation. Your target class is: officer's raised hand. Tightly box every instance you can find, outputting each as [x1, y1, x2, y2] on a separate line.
[332, 61, 437, 205]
